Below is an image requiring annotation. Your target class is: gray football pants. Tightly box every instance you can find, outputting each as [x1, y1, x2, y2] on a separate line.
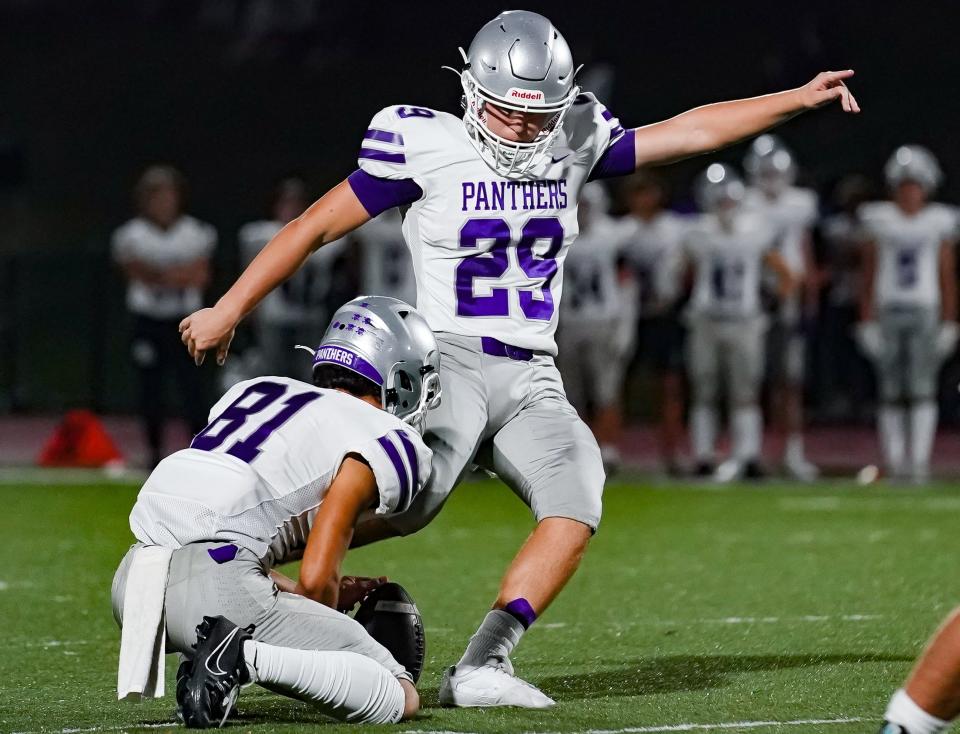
[111, 541, 405, 677]
[385, 332, 605, 535]
[873, 305, 939, 402]
[687, 315, 767, 406]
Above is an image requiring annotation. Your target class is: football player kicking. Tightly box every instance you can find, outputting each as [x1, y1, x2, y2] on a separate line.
[179, 10, 858, 707]
[880, 607, 960, 733]
[112, 296, 440, 726]
[857, 146, 958, 482]
[683, 164, 795, 480]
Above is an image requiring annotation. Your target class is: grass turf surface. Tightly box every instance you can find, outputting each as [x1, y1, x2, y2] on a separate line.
[1, 476, 959, 734]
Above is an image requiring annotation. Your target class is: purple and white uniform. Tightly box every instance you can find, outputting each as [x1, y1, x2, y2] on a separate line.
[345, 95, 635, 531]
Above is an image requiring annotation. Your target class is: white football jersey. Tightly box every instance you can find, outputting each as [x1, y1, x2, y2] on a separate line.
[129, 377, 431, 567]
[621, 211, 688, 310]
[239, 220, 348, 325]
[354, 209, 418, 306]
[859, 201, 958, 308]
[684, 210, 778, 319]
[561, 214, 632, 322]
[353, 94, 629, 354]
[112, 215, 217, 319]
[744, 186, 817, 275]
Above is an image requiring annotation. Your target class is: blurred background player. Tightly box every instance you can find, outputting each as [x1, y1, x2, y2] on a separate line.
[238, 177, 349, 380]
[856, 146, 958, 482]
[621, 171, 688, 475]
[817, 174, 876, 420]
[683, 164, 795, 480]
[112, 165, 216, 467]
[353, 208, 417, 306]
[744, 135, 820, 480]
[556, 182, 636, 473]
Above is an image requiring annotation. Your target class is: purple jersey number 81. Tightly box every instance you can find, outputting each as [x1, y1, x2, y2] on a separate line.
[455, 216, 564, 321]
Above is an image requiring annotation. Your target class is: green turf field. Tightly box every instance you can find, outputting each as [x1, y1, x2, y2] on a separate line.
[2, 475, 959, 734]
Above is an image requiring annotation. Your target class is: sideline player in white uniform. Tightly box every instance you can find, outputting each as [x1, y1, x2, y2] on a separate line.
[112, 297, 440, 727]
[683, 164, 795, 480]
[239, 178, 349, 379]
[621, 171, 689, 475]
[354, 208, 418, 306]
[556, 182, 635, 472]
[857, 146, 958, 482]
[180, 10, 859, 706]
[743, 135, 820, 480]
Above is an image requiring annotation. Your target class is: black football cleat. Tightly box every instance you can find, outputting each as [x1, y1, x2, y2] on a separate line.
[177, 616, 254, 729]
[693, 461, 715, 478]
[743, 460, 766, 480]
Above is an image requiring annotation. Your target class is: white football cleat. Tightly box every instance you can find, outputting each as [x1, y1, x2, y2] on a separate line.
[438, 663, 556, 708]
[784, 453, 820, 482]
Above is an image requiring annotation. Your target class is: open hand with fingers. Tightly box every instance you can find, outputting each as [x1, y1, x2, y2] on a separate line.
[179, 305, 237, 366]
[799, 70, 861, 113]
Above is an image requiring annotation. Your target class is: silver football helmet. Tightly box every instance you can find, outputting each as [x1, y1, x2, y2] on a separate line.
[453, 10, 580, 178]
[744, 134, 796, 195]
[884, 145, 942, 193]
[695, 163, 745, 213]
[311, 296, 441, 432]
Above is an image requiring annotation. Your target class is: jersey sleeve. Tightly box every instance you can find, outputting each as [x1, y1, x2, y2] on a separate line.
[111, 221, 136, 264]
[348, 106, 427, 218]
[354, 424, 432, 516]
[855, 202, 886, 243]
[574, 94, 635, 182]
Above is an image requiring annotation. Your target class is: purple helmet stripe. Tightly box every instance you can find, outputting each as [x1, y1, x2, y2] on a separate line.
[359, 148, 406, 165]
[364, 128, 405, 146]
[377, 434, 410, 511]
[313, 345, 384, 386]
[600, 107, 614, 121]
[395, 431, 419, 510]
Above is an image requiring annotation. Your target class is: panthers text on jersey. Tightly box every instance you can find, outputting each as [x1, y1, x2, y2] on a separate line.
[353, 209, 418, 306]
[239, 221, 348, 326]
[129, 377, 432, 568]
[621, 210, 688, 312]
[744, 186, 817, 276]
[859, 202, 959, 309]
[683, 209, 779, 319]
[345, 94, 636, 354]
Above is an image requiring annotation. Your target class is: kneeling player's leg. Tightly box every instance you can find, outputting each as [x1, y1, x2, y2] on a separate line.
[882, 607, 960, 733]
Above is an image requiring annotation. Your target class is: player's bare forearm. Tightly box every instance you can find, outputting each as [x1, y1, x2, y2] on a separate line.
[296, 457, 378, 607]
[634, 70, 860, 167]
[179, 179, 370, 364]
[939, 241, 957, 322]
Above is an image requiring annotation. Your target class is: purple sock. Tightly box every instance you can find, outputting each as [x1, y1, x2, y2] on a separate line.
[503, 598, 537, 629]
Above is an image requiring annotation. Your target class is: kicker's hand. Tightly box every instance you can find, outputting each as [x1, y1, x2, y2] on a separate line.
[798, 70, 860, 113]
[179, 305, 238, 367]
[337, 575, 387, 613]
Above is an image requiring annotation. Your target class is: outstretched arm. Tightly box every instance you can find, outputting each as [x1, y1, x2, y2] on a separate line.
[633, 71, 860, 167]
[179, 180, 371, 365]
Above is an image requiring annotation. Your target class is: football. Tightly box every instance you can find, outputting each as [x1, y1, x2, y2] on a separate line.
[353, 582, 426, 683]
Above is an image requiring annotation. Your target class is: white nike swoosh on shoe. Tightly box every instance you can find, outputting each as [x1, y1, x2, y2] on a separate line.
[205, 627, 240, 676]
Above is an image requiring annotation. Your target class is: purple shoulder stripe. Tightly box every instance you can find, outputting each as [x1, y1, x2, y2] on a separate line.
[347, 169, 423, 218]
[359, 147, 406, 165]
[588, 128, 637, 182]
[364, 128, 404, 146]
[376, 434, 410, 512]
[395, 431, 419, 509]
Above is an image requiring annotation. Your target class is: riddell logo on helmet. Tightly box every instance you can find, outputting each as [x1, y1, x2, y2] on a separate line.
[506, 88, 545, 103]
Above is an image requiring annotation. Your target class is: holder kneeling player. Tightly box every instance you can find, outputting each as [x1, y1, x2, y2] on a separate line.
[111, 296, 440, 727]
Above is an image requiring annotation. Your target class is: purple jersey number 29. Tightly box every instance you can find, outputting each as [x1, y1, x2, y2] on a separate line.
[191, 381, 321, 463]
[455, 216, 564, 321]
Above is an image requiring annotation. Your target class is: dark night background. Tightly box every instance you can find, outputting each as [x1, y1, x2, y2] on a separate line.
[0, 0, 957, 412]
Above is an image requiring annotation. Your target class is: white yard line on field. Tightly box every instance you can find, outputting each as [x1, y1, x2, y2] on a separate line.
[404, 717, 864, 734]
